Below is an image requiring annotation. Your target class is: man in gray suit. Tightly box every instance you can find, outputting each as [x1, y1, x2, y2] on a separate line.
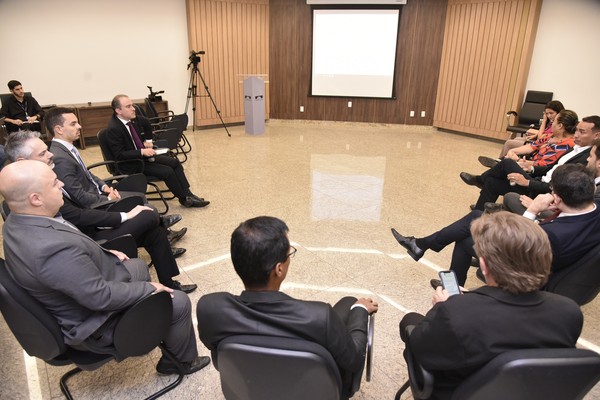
[0, 160, 209, 375]
[45, 106, 144, 209]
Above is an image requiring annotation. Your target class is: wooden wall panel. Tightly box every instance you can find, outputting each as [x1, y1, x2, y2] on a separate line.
[186, 0, 269, 127]
[269, 0, 448, 125]
[433, 0, 542, 139]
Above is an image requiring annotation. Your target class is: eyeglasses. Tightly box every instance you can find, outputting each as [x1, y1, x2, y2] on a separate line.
[287, 246, 297, 259]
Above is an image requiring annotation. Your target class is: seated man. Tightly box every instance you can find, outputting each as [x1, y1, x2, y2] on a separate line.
[45, 107, 146, 209]
[0, 80, 44, 133]
[400, 212, 583, 400]
[107, 95, 209, 208]
[391, 164, 600, 285]
[197, 216, 378, 398]
[4, 130, 194, 293]
[460, 110, 579, 210]
[0, 160, 210, 374]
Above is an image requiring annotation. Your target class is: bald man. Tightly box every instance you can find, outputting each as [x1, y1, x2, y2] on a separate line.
[0, 161, 209, 375]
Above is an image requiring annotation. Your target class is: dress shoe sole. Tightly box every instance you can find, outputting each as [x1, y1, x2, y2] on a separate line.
[168, 228, 188, 244]
[478, 156, 499, 169]
[391, 228, 423, 261]
[172, 248, 186, 258]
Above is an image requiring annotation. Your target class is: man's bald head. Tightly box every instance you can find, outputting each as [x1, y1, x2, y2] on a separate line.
[0, 161, 64, 216]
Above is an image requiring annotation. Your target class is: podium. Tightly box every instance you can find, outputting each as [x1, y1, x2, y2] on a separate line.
[243, 77, 265, 135]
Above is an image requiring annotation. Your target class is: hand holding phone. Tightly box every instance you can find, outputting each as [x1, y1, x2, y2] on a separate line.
[438, 270, 462, 297]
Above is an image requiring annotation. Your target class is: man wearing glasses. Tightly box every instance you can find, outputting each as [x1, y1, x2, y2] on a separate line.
[196, 216, 378, 399]
[391, 164, 600, 286]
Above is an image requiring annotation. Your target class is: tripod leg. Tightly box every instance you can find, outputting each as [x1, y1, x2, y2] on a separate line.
[195, 69, 231, 137]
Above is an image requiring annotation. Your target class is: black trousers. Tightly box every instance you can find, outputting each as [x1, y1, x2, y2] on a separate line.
[416, 210, 483, 285]
[142, 155, 191, 200]
[474, 159, 530, 210]
[91, 210, 179, 285]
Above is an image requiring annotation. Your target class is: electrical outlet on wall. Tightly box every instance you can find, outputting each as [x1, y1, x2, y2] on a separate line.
[348, 101, 352, 108]
[300, 106, 304, 112]
[421, 111, 426, 117]
[410, 111, 415, 117]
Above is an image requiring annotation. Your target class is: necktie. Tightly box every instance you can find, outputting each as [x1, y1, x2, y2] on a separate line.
[127, 121, 144, 150]
[70, 147, 101, 194]
[540, 211, 561, 224]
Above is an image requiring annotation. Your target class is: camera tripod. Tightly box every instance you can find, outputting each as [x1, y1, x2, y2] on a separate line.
[185, 51, 230, 137]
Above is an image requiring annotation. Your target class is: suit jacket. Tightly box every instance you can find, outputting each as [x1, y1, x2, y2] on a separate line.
[59, 196, 122, 236]
[50, 140, 108, 208]
[197, 291, 369, 375]
[528, 147, 591, 195]
[542, 206, 600, 272]
[409, 286, 582, 399]
[2, 213, 155, 346]
[106, 115, 150, 174]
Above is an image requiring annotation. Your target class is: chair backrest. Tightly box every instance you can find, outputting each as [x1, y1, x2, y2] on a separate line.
[0, 258, 67, 361]
[0, 92, 32, 107]
[516, 90, 554, 127]
[113, 291, 172, 357]
[216, 335, 342, 400]
[544, 242, 600, 305]
[451, 348, 600, 400]
[96, 129, 118, 175]
[145, 98, 159, 119]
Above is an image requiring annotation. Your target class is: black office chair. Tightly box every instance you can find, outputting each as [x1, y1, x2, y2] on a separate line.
[505, 90, 553, 138]
[0, 258, 184, 399]
[544, 242, 600, 306]
[395, 346, 600, 400]
[144, 98, 192, 155]
[96, 128, 172, 215]
[215, 335, 344, 400]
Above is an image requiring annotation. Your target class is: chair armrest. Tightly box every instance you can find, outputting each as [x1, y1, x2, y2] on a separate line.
[366, 313, 375, 382]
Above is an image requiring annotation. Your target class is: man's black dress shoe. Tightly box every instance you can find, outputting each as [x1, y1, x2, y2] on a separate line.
[160, 214, 182, 229]
[430, 278, 442, 290]
[179, 196, 210, 208]
[478, 156, 500, 169]
[156, 355, 210, 375]
[167, 227, 187, 244]
[484, 202, 504, 213]
[171, 247, 186, 258]
[189, 193, 205, 202]
[460, 172, 483, 189]
[168, 280, 197, 294]
[391, 228, 424, 261]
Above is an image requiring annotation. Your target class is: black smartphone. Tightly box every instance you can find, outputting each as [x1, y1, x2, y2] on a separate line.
[438, 270, 461, 296]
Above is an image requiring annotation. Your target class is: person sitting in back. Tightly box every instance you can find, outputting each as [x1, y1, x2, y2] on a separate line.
[400, 212, 583, 399]
[0, 80, 44, 133]
[197, 216, 378, 398]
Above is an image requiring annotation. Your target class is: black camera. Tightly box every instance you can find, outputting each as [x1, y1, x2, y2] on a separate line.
[188, 50, 206, 68]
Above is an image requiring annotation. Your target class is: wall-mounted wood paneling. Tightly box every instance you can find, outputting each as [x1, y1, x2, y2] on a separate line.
[269, 0, 447, 125]
[186, 0, 269, 127]
[433, 0, 542, 139]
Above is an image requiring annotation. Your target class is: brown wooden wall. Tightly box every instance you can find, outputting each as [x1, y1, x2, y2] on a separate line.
[186, 0, 269, 127]
[433, 0, 542, 139]
[269, 0, 448, 125]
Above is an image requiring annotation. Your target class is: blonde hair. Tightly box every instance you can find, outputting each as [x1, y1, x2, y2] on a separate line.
[471, 212, 552, 294]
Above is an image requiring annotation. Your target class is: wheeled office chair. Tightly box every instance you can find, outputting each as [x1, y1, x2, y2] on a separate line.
[395, 346, 600, 400]
[214, 315, 375, 400]
[506, 90, 553, 138]
[97, 128, 172, 214]
[0, 258, 184, 399]
[544, 242, 600, 306]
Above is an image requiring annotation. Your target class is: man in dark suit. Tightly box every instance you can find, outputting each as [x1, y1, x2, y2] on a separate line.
[460, 113, 597, 211]
[391, 164, 600, 285]
[400, 212, 583, 400]
[106, 95, 209, 208]
[4, 131, 195, 293]
[197, 216, 378, 398]
[0, 160, 210, 375]
[0, 80, 44, 133]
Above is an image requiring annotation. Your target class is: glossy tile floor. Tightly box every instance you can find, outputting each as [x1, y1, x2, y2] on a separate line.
[1, 120, 600, 399]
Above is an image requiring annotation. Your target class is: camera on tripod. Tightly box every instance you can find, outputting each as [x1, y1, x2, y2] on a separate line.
[188, 50, 206, 69]
[146, 86, 164, 101]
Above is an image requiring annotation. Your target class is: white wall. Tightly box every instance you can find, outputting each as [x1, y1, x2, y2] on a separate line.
[525, 0, 600, 118]
[0, 0, 190, 115]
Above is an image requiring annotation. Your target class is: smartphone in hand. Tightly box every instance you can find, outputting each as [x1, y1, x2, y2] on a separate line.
[438, 270, 461, 296]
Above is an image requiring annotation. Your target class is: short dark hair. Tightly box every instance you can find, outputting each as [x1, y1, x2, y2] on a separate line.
[582, 115, 600, 133]
[556, 110, 579, 134]
[5, 130, 41, 162]
[551, 164, 595, 209]
[7, 80, 21, 90]
[230, 216, 290, 288]
[545, 100, 564, 115]
[591, 139, 600, 160]
[44, 107, 75, 136]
